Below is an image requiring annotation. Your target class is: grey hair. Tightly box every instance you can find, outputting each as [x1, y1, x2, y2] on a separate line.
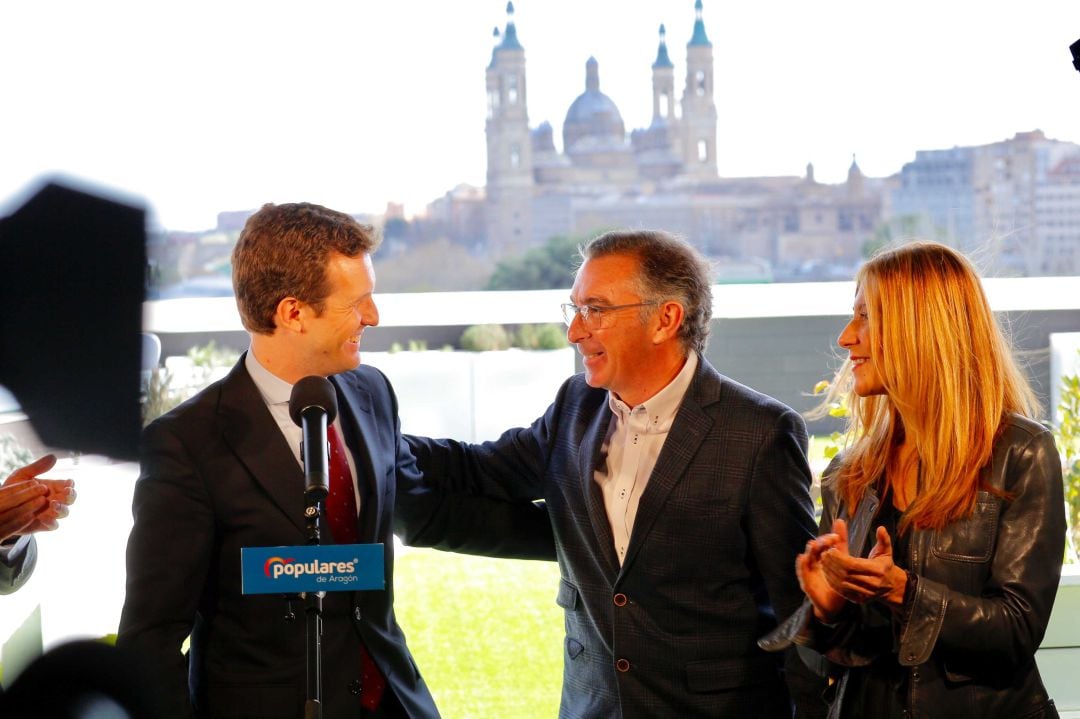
[580, 229, 713, 353]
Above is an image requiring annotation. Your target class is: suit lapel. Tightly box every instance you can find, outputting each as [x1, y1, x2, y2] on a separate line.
[577, 399, 621, 577]
[332, 373, 381, 542]
[619, 359, 719, 574]
[218, 358, 308, 535]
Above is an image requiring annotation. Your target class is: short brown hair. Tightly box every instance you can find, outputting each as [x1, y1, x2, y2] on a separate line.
[232, 202, 380, 334]
[581, 229, 713, 354]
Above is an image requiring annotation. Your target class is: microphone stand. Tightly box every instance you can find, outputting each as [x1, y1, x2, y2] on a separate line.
[298, 408, 330, 719]
[287, 377, 338, 719]
[302, 490, 326, 719]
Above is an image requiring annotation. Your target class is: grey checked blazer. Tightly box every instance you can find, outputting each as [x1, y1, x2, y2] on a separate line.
[405, 355, 828, 718]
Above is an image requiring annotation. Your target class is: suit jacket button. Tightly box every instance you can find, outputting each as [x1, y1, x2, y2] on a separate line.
[348, 680, 362, 695]
[615, 658, 630, 673]
[613, 593, 628, 607]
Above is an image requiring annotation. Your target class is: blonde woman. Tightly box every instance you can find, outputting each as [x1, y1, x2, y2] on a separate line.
[762, 241, 1066, 718]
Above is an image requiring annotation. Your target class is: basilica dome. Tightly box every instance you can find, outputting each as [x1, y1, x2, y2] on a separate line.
[562, 57, 626, 155]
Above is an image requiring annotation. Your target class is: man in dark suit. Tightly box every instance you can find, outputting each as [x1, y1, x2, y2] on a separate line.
[405, 230, 827, 718]
[117, 202, 550, 719]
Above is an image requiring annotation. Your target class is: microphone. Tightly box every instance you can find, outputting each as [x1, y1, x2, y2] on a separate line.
[288, 376, 339, 501]
[241, 377, 382, 595]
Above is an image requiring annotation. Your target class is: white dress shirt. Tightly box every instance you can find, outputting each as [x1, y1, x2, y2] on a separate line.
[244, 351, 361, 507]
[594, 352, 698, 565]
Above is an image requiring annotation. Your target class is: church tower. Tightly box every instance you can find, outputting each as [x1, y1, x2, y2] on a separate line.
[846, 154, 865, 196]
[651, 24, 676, 127]
[680, 0, 718, 178]
[485, 2, 534, 257]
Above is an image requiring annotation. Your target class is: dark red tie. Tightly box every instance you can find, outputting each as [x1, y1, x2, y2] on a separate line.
[325, 424, 386, 710]
[326, 423, 359, 545]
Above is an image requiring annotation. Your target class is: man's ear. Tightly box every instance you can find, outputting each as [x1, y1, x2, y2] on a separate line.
[653, 300, 685, 344]
[274, 296, 304, 333]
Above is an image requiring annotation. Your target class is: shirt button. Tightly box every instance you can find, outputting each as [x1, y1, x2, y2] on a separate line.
[613, 593, 628, 607]
[615, 658, 631, 672]
[348, 680, 361, 695]
[354, 607, 363, 622]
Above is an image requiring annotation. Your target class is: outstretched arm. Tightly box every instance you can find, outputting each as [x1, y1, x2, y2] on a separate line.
[395, 431, 556, 560]
[382, 366, 557, 561]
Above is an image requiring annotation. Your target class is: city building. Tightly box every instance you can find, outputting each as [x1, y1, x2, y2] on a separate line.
[892, 130, 1080, 275]
[1037, 153, 1080, 275]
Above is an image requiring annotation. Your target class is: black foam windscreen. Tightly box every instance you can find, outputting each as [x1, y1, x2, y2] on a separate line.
[1, 639, 164, 718]
[288, 375, 339, 427]
[0, 180, 146, 460]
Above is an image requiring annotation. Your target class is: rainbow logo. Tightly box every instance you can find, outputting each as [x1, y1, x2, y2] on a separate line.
[264, 556, 295, 577]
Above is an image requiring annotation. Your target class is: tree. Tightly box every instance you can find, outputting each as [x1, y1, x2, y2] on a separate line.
[485, 234, 584, 291]
[1054, 352, 1080, 562]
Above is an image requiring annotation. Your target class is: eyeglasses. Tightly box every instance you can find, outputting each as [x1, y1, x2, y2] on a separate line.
[560, 301, 659, 330]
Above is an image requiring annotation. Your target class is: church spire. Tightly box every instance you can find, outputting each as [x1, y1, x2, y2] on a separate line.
[847, 154, 865, 195]
[499, 2, 523, 51]
[689, 0, 711, 47]
[653, 24, 673, 69]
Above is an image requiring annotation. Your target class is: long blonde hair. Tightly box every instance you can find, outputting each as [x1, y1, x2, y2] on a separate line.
[830, 241, 1037, 531]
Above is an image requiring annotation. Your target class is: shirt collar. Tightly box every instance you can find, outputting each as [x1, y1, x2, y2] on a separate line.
[245, 349, 295, 406]
[607, 351, 698, 424]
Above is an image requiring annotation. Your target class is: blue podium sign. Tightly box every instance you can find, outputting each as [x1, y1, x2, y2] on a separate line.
[241, 544, 385, 595]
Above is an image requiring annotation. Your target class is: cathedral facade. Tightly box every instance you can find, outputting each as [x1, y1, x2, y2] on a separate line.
[482, 1, 884, 277]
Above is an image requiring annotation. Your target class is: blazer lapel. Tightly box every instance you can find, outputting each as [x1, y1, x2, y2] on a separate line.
[332, 374, 381, 542]
[577, 400, 621, 577]
[218, 358, 308, 536]
[619, 359, 717, 574]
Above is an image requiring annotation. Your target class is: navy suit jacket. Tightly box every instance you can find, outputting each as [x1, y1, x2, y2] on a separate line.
[406, 356, 827, 718]
[117, 357, 551, 719]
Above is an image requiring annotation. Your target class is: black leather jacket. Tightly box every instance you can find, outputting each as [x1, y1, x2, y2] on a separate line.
[762, 414, 1066, 719]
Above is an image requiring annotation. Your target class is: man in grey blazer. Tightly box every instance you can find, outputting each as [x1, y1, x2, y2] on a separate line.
[405, 230, 826, 718]
[117, 203, 550, 719]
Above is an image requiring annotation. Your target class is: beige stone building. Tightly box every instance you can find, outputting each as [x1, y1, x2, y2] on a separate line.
[480, 0, 886, 277]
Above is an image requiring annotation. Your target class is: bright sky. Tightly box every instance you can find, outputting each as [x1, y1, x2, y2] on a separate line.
[2, 1, 1079, 231]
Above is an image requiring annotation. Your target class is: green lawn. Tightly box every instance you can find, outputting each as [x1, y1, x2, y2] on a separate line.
[394, 548, 564, 718]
